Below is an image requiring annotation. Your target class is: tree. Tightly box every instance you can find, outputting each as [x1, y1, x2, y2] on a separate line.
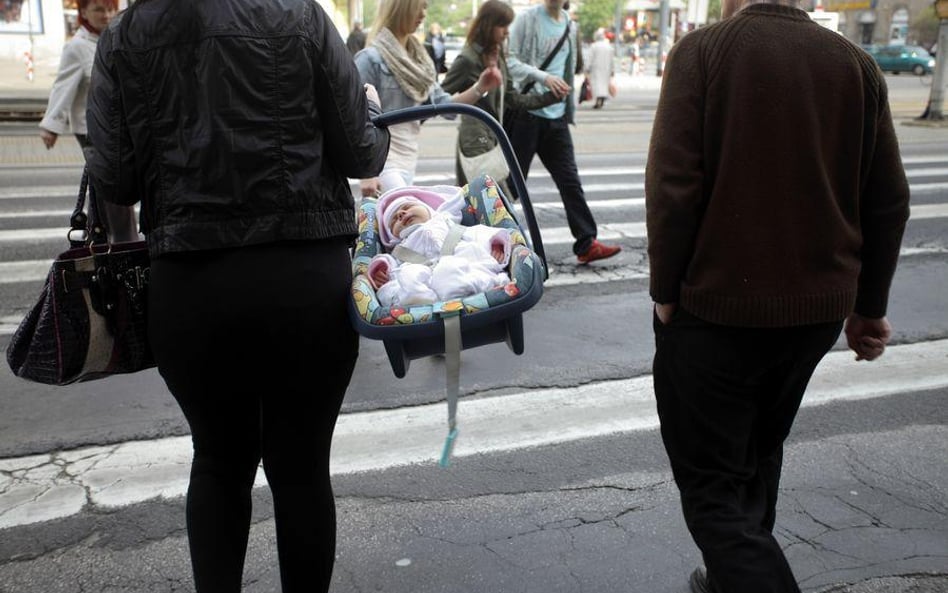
[706, 0, 721, 23]
[910, 5, 940, 49]
[576, 0, 618, 42]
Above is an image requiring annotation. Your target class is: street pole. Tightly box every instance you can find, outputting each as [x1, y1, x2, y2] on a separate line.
[614, 0, 623, 57]
[921, 0, 948, 119]
[657, 0, 670, 75]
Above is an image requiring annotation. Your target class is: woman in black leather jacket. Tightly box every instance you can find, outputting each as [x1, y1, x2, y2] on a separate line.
[85, 0, 390, 591]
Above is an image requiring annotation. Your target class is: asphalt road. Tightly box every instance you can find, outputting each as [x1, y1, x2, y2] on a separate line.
[0, 72, 946, 593]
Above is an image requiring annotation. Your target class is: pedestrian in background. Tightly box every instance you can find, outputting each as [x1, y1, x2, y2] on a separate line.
[39, 0, 138, 242]
[507, 0, 621, 264]
[346, 20, 366, 54]
[354, 0, 501, 197]
[644, 0, 910, 590]
[425, 22, 447, 74]
[85, 0, 390, 591]
[441, 0, 558, 194]
[585, 28, 614, 109]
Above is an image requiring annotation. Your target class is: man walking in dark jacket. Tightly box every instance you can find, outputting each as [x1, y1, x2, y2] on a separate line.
[645, 0, 910, 591]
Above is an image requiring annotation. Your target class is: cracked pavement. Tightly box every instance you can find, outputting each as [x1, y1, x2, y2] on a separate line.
[0, 401, 945, 592]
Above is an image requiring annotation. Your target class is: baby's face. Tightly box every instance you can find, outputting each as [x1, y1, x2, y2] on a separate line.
[389, 201, 432, 237]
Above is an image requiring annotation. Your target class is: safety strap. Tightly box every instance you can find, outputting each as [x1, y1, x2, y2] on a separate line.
[440, 223, 465, 257]
[391, 221, 466, 263]
[438, 313, 462, 467]
[391, 244, 428, 264]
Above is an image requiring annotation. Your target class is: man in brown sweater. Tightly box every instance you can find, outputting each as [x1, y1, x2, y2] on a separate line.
[644, 0, 910, 591]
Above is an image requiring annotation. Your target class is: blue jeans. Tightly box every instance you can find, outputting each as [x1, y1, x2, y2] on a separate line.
[507, 112, 597, 255]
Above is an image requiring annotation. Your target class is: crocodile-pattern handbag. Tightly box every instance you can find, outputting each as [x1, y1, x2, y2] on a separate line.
[6, 170, 155, 385]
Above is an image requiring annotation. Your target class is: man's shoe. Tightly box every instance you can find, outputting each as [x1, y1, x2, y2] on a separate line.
[688, 566, 717, 593]
[577, 239, 621, 264]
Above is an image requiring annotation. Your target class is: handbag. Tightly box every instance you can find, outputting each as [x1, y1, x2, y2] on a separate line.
[579, 77, 592, 103]
[459, 142, 510, 183]
[504, 23, 572, 136]
[6, 170, 155, 385]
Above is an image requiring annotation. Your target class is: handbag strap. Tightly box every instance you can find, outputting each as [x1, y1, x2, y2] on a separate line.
[68, 169, 108, 248]
[520, 21, 571, 95]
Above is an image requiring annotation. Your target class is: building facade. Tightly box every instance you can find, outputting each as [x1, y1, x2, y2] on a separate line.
[822, 0, 933, 46]
[1, 0, 357, 86]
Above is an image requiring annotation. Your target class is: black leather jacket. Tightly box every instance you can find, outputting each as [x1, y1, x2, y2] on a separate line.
[86, 0, 390, 257]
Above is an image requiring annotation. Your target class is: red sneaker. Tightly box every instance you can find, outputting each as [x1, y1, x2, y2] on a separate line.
[577, 239, 621, 264]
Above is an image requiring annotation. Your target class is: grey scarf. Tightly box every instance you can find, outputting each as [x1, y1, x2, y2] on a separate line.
[373, 27, 437, 103]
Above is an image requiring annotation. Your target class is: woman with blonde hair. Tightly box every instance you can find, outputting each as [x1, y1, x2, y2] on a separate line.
[442, 0, 559, 192]
[355, 0, 502, 196]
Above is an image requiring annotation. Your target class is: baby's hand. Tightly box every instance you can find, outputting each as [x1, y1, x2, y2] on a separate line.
[491, 242, 505, 264]
[370, 266, 389, 289]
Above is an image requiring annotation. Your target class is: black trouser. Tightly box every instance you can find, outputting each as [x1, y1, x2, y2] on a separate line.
[149, 239, 358, 593]
[507, 112, 597, 255]
[652, 308, 843, 593]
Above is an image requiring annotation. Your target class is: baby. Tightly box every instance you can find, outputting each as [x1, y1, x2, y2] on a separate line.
[368, 186, 513, 307]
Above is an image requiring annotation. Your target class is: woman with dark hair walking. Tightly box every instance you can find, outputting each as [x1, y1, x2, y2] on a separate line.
[442, 0, 559, 196]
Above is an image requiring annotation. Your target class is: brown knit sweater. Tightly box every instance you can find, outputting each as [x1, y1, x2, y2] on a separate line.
[645, 3, 910, 327]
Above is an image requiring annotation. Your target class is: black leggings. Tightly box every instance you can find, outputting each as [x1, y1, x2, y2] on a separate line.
[148, 239, 358, 593]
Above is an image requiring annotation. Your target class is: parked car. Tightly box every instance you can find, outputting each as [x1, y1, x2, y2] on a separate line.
[866, 44, 935, 76]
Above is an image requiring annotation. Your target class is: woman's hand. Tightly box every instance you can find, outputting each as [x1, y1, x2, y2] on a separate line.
[364, 83, 380, 107]
[477, 66, 503, 93]
[40, 128, 58, 149]
[360, 177, 381, 198]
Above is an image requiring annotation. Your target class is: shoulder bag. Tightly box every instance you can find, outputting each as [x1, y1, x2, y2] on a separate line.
[504, 21, 572, 136]
[6, 170, 155, 385]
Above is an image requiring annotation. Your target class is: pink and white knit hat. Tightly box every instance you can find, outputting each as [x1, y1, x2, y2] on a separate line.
[376, 186, 457, 248]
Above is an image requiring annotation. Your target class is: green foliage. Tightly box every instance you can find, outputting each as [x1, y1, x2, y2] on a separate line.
[707, 0, 721, 23]
[360, 0, 468, 37]
[576, 0, 619, 42]
[425, 0, 474, 37]
[363, 0, 377, 29]
[909, 5, 939, 49]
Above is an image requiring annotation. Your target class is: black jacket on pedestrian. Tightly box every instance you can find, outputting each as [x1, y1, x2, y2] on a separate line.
[86, 0, 390, 258]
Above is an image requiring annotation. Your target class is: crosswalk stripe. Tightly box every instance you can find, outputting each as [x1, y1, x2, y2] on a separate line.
[2, 159, 947, 201]
[5, 184, 948, 223]
[0, 338, 946, 529]
[8, 203, 943, 244]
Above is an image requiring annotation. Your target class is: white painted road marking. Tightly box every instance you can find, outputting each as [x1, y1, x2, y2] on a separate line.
[1, 339, 946, 530]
